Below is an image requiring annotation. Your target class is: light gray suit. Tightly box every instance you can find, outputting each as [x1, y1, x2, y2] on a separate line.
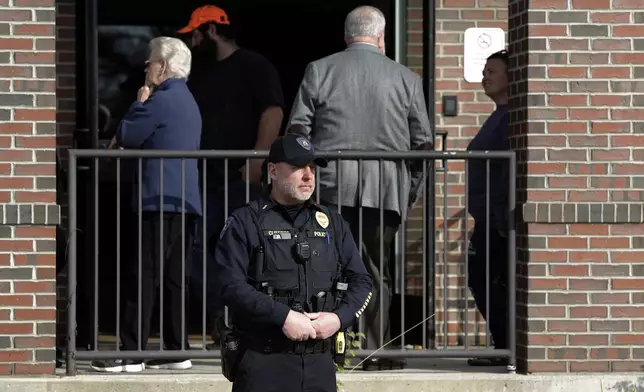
[288, 43, 432, 219]
[287, 42, 433, 351]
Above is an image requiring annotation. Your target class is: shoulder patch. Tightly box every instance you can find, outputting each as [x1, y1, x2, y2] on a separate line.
[220, 216, 234, 239]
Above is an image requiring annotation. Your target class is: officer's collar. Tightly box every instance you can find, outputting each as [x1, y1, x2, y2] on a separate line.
[258, 190, 322, 212]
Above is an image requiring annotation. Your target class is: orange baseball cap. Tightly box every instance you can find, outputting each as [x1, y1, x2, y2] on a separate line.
[177, 5, 230, 34]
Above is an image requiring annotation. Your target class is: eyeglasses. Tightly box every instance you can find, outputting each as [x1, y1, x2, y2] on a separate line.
[144, 59, 162, 69]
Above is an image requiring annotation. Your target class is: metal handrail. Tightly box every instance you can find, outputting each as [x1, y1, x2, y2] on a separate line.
[65, 148, 517, 375]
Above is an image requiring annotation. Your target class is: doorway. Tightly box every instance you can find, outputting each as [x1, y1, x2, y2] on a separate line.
[96, 0, 396, 140]
[84, 0, 401, 340]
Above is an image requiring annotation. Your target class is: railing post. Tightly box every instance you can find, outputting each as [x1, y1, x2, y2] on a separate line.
[507, 151, 517, 371]
[66, 150, 78, 376]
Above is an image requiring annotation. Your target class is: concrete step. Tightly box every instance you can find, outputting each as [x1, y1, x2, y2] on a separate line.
[2, 372, 643, 392]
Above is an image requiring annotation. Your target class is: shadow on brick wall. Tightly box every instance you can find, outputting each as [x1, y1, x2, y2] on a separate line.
[508, 0, 529, 374]
[55, 0, 77, 359]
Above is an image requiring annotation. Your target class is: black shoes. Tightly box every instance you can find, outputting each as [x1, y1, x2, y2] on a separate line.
[362, 358, 407, 371]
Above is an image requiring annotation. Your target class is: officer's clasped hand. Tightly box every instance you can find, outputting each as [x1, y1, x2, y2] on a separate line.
[304, 312, 341, 340]
[282, 310, 317, 341]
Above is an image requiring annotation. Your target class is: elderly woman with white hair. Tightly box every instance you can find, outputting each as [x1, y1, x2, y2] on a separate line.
[93, 37, 202, 373]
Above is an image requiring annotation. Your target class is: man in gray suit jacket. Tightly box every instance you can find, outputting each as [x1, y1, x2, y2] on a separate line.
[287, 5, 433, 370]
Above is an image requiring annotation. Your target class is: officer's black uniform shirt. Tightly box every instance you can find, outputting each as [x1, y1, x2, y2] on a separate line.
[212, 192, 372, 338]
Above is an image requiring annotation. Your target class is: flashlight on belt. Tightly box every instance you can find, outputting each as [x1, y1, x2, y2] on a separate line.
[334, 331, 346, 365]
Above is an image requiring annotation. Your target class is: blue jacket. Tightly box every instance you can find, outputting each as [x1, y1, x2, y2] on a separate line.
[116, 78, 203, 216]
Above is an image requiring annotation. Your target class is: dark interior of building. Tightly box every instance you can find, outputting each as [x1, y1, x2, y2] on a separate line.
[71, 0, 427, 349]
[95, 0, 396, 139]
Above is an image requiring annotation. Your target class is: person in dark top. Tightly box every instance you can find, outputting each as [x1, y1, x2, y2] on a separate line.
[177, 5, 285, 341]
[212, 134, 372, 392]
[465, 49, 511, 368]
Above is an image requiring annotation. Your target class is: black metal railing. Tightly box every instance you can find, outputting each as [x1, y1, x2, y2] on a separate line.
[64, 149, 516, 375]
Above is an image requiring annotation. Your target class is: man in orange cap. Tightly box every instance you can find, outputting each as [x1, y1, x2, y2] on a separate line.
[178, 5, 285, 348]
[177, 5, 231, 35]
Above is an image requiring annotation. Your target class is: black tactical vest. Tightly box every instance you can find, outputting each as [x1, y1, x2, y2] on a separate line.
[247, 200, 342, 314]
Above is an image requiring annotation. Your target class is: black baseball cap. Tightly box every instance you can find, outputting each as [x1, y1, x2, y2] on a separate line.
[268, 134, 328, 168]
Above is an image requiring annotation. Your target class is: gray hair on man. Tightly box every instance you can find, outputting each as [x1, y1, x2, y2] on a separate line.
[148, 36, 192, 80]
[344, 6, 386, 39]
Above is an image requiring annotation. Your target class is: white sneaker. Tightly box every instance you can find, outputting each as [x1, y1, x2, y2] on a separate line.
[90, 359, 145, 373]
[146, 359, 192, 370]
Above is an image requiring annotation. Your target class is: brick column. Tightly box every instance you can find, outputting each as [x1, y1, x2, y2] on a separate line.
[509, 0, 644, 373]
[405, 0, 509, 347]
[428, 0, 509, 347]
[54, 0, 75, 357]
[0, 0, 59, 375]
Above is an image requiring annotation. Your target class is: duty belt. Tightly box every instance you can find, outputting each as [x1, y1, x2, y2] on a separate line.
[244, 336, 333, 354]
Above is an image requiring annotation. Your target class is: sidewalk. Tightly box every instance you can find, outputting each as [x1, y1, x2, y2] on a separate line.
[2, 359, 642, 392]
[3, 370, 643, 392]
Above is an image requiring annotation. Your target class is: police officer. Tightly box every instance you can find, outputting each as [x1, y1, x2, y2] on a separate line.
[212, 134, 373, 392]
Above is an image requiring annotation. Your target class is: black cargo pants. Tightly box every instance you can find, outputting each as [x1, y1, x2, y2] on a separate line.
[232, 350, 337, 392]
[467, 218, 509, 349]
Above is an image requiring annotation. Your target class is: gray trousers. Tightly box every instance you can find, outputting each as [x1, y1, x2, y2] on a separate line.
[327, 205, 400, 350]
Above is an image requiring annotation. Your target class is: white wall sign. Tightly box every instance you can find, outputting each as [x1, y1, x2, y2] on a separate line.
[463, 28, 506, 84]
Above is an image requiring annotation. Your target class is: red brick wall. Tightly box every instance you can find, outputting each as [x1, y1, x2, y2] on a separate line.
[508, 0, 644, 373]
[1, 0, 640, 376]
[54, 0, 75, 353]
[56, 0, 75, 153]
[405, 0, 508, 347]
[0, 0, 60, 375]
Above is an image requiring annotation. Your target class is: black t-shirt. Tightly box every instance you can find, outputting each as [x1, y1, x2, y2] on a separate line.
[188, 48, 285, 189]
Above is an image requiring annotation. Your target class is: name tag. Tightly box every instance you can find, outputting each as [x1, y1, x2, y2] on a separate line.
[263, 230, 292, 240]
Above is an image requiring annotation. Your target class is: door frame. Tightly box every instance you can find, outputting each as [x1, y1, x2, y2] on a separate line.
[74, 0, 436, 348]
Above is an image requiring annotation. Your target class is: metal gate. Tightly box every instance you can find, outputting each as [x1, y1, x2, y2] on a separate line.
[64, 149, 517, 375]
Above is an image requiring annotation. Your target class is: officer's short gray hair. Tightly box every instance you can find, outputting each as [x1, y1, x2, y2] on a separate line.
[344, 6, 386, 40]
[148, 36, 192, 80]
